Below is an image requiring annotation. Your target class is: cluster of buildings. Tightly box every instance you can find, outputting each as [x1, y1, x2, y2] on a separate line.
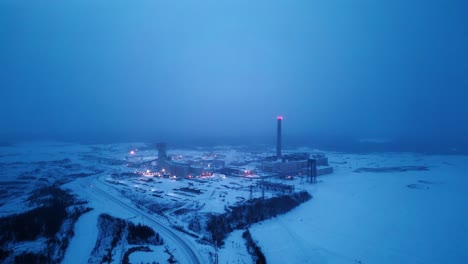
[157, 143, 224, 178]
[152, 116, 333, 182]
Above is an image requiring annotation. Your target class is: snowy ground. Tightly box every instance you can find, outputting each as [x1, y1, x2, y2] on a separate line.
[250, 153, 468, 264]
[218, 230, 252, 264]
[129, 245, 168, 264]
[2, 142, 468, 264]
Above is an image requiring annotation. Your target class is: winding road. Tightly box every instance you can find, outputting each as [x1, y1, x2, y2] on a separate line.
[85, 175, 203, 264]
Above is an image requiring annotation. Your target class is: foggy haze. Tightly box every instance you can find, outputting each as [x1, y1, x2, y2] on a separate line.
[1, 0, 467, 152]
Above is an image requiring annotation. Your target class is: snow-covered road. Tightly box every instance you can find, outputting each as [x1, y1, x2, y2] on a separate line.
[63, 175, 203, 264]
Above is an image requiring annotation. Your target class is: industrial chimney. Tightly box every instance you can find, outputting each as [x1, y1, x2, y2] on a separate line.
[277, 116, 282, 160]
[157, 142, 167, 169]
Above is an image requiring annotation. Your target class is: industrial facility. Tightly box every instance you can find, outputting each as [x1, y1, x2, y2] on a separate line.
[261, 116, 333, 182]
[155, 116, 333, 181]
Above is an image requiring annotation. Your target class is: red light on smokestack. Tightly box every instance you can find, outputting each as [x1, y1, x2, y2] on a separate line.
[277, 115, 283, 120]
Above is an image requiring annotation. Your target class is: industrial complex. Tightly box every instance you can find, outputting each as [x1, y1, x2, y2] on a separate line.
[141, 116, 333, 181]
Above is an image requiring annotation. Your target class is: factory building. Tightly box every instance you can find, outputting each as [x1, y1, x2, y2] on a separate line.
[155, 115, 332, 179]
[310, 153, 334, 176]
[190, 165, 213, 177]
[166, 161, 190, 177]
[162, 159, 214, 178]
[192, 158, 225, 169]
[157, 142, 214, 178]
[261, 116, 333, 179]
[219, 167, 255, 177]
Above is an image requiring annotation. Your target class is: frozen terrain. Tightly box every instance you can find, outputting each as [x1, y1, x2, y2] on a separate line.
[1, 142, 468, 264]
[250, 153, 468, 264]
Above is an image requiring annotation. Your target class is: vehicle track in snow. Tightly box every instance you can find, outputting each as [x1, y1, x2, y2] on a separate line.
[88, 176, 202, 264]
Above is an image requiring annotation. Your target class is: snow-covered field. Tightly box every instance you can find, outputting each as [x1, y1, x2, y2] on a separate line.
[250, 153, 468, 264]
[1, 142, 467, 264]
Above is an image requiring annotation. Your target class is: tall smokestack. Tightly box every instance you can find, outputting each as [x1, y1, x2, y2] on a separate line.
[157, 142, 167, 169]
[277, 116, 282, 160]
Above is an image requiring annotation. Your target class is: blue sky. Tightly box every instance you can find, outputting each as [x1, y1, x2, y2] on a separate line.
[1, 0, 467, 149]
